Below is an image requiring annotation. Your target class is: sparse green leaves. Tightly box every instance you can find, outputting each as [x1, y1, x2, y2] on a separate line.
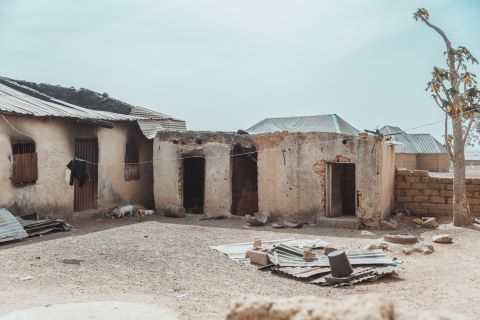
[413, 8, 429, 21]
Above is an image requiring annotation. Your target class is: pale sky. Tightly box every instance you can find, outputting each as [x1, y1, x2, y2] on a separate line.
[1, 0, 479, 142]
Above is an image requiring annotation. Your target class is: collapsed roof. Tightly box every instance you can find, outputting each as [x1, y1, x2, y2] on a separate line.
[0, 77, 186, 139]
[246, 114, 360, 135]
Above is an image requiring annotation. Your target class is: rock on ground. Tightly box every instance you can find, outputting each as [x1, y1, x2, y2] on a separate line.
[226, 294, 464, 320]
[432, 234, 453, 243]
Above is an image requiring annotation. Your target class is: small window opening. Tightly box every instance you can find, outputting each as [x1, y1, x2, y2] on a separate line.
[11, 142, 38, 185]
[124, 142, 140, 181]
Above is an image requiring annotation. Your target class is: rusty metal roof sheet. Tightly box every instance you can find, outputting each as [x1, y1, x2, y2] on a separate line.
[0, 208, 28, 243]
[246, 114, 360, 135]
[137, 119, 186, 139]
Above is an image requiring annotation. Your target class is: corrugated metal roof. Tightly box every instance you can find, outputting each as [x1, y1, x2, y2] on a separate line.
[0, 82, 140, 121]
[137, 119, 186, 139]
[380, 125, 447, 154]
[0, 80, 187, 139]
[0, 208, 28, 243]
[246, 114, 360, 135]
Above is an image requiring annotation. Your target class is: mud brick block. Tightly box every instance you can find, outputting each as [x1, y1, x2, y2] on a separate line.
[412, 170, 429, 177]
[436, 204, 452, 210]
[440, 190, 453, 197]
[437, 178, 452, 184]
[404, 189, 421, 196]
[467, 185, 480, 192]
[467, 198, 480, 205]
[424, 189, 440, 196]
[395, 189, 405, 196]
[470, 179, 480, 185]
[445, 185, 453, 190]
[430, 196, 446, 204]
[427, 209, 449, 216]
[411, 183, 427, 190]
[405, 176, 420, 183]
[396, 169, 412, 176]
[421, 203, 439, 210]
[396, 182, 411, 189]
[403, 202, 421, 209]
[427, 183, 444, 190]
[247, 250, 270, 265]
[469, 206, 480, 214]
[396, 196, 412, 202]
[411, 208, 428, 215]
[413, 195, 429, 202]
[446, 197, 453, 204]
[395, 176, 405, 182]
[420, 177, 433, 183]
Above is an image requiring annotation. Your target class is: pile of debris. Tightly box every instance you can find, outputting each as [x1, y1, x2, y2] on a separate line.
[0, 209, 71, 244]
[211, 238, 400, 287]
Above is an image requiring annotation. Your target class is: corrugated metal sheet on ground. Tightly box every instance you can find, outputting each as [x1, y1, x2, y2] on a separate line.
[0, 208, 28, 243]
[246, 114, 360, 135]
[210, 238, 329, 264]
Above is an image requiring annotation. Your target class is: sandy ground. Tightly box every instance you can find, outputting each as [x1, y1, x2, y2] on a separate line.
[0, 215, 479, 319]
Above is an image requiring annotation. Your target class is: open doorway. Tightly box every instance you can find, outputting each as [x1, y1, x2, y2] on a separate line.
[182, 156, 205, 214]
[326, 163, 356, 217]
[231, 144, 258, 215]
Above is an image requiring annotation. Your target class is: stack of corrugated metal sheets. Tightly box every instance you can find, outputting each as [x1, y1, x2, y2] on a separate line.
[211, 238, 400, 287]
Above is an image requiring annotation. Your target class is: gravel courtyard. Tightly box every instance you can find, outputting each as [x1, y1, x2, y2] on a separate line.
[0, 216, 478, 319]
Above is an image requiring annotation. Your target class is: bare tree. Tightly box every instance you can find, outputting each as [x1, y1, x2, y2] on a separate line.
[414, 8, 480, 226]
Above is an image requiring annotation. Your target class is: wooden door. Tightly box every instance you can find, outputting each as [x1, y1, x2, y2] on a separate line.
[326, 163, 343, 217]
[74, 138, 98, 211]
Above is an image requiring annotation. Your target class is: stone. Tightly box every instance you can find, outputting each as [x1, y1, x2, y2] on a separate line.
[245, 212, 271, 226]
[364, 241, 389, 251]
[432, 234, 453, 243]
[413, 242, 435, 254]
[303, 249, 316, 261]
[380, 220, 398, 230]
[421, 217, 439, 229]
[226, 294, 463, 320]
[163, 204, 186, 218]
[384, 233, 417, 244]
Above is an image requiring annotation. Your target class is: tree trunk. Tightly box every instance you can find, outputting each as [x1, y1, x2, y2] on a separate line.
[451, 114, 471, 226]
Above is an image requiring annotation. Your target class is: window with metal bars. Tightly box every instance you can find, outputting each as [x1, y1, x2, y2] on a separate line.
[124, 142, 140, 181]
[11, 142, 38, 185]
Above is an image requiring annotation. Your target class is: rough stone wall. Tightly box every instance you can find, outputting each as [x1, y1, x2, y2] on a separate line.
[0, 115, 153, 219]
[254, 132, 395, 222]
[395, 168, 480, 217]
[153, 131, 397, 222]
[153, 140, 232, 216]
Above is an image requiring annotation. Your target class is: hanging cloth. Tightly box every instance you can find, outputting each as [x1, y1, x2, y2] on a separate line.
[66, 157, 89, 187]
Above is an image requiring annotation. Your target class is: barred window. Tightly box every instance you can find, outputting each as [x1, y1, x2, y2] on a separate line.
[11, 142, 38, 185]
[124, 142, 140, 181]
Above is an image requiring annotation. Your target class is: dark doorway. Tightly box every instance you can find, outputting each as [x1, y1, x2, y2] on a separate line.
[326, 163, 355, 217]
[74, 138, 98, 211]
[231, 144, 258, 215]
[183, 156, 205, 214]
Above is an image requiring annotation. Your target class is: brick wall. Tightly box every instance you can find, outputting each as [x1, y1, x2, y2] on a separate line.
[395, 168, 480, 217]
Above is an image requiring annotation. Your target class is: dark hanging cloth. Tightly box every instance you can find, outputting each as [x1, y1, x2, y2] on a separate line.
[67, 158, 89, 187]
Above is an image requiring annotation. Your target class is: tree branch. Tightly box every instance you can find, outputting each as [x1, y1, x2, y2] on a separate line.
[444, 112, 454, 159]
[421, 18, 452, 51]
